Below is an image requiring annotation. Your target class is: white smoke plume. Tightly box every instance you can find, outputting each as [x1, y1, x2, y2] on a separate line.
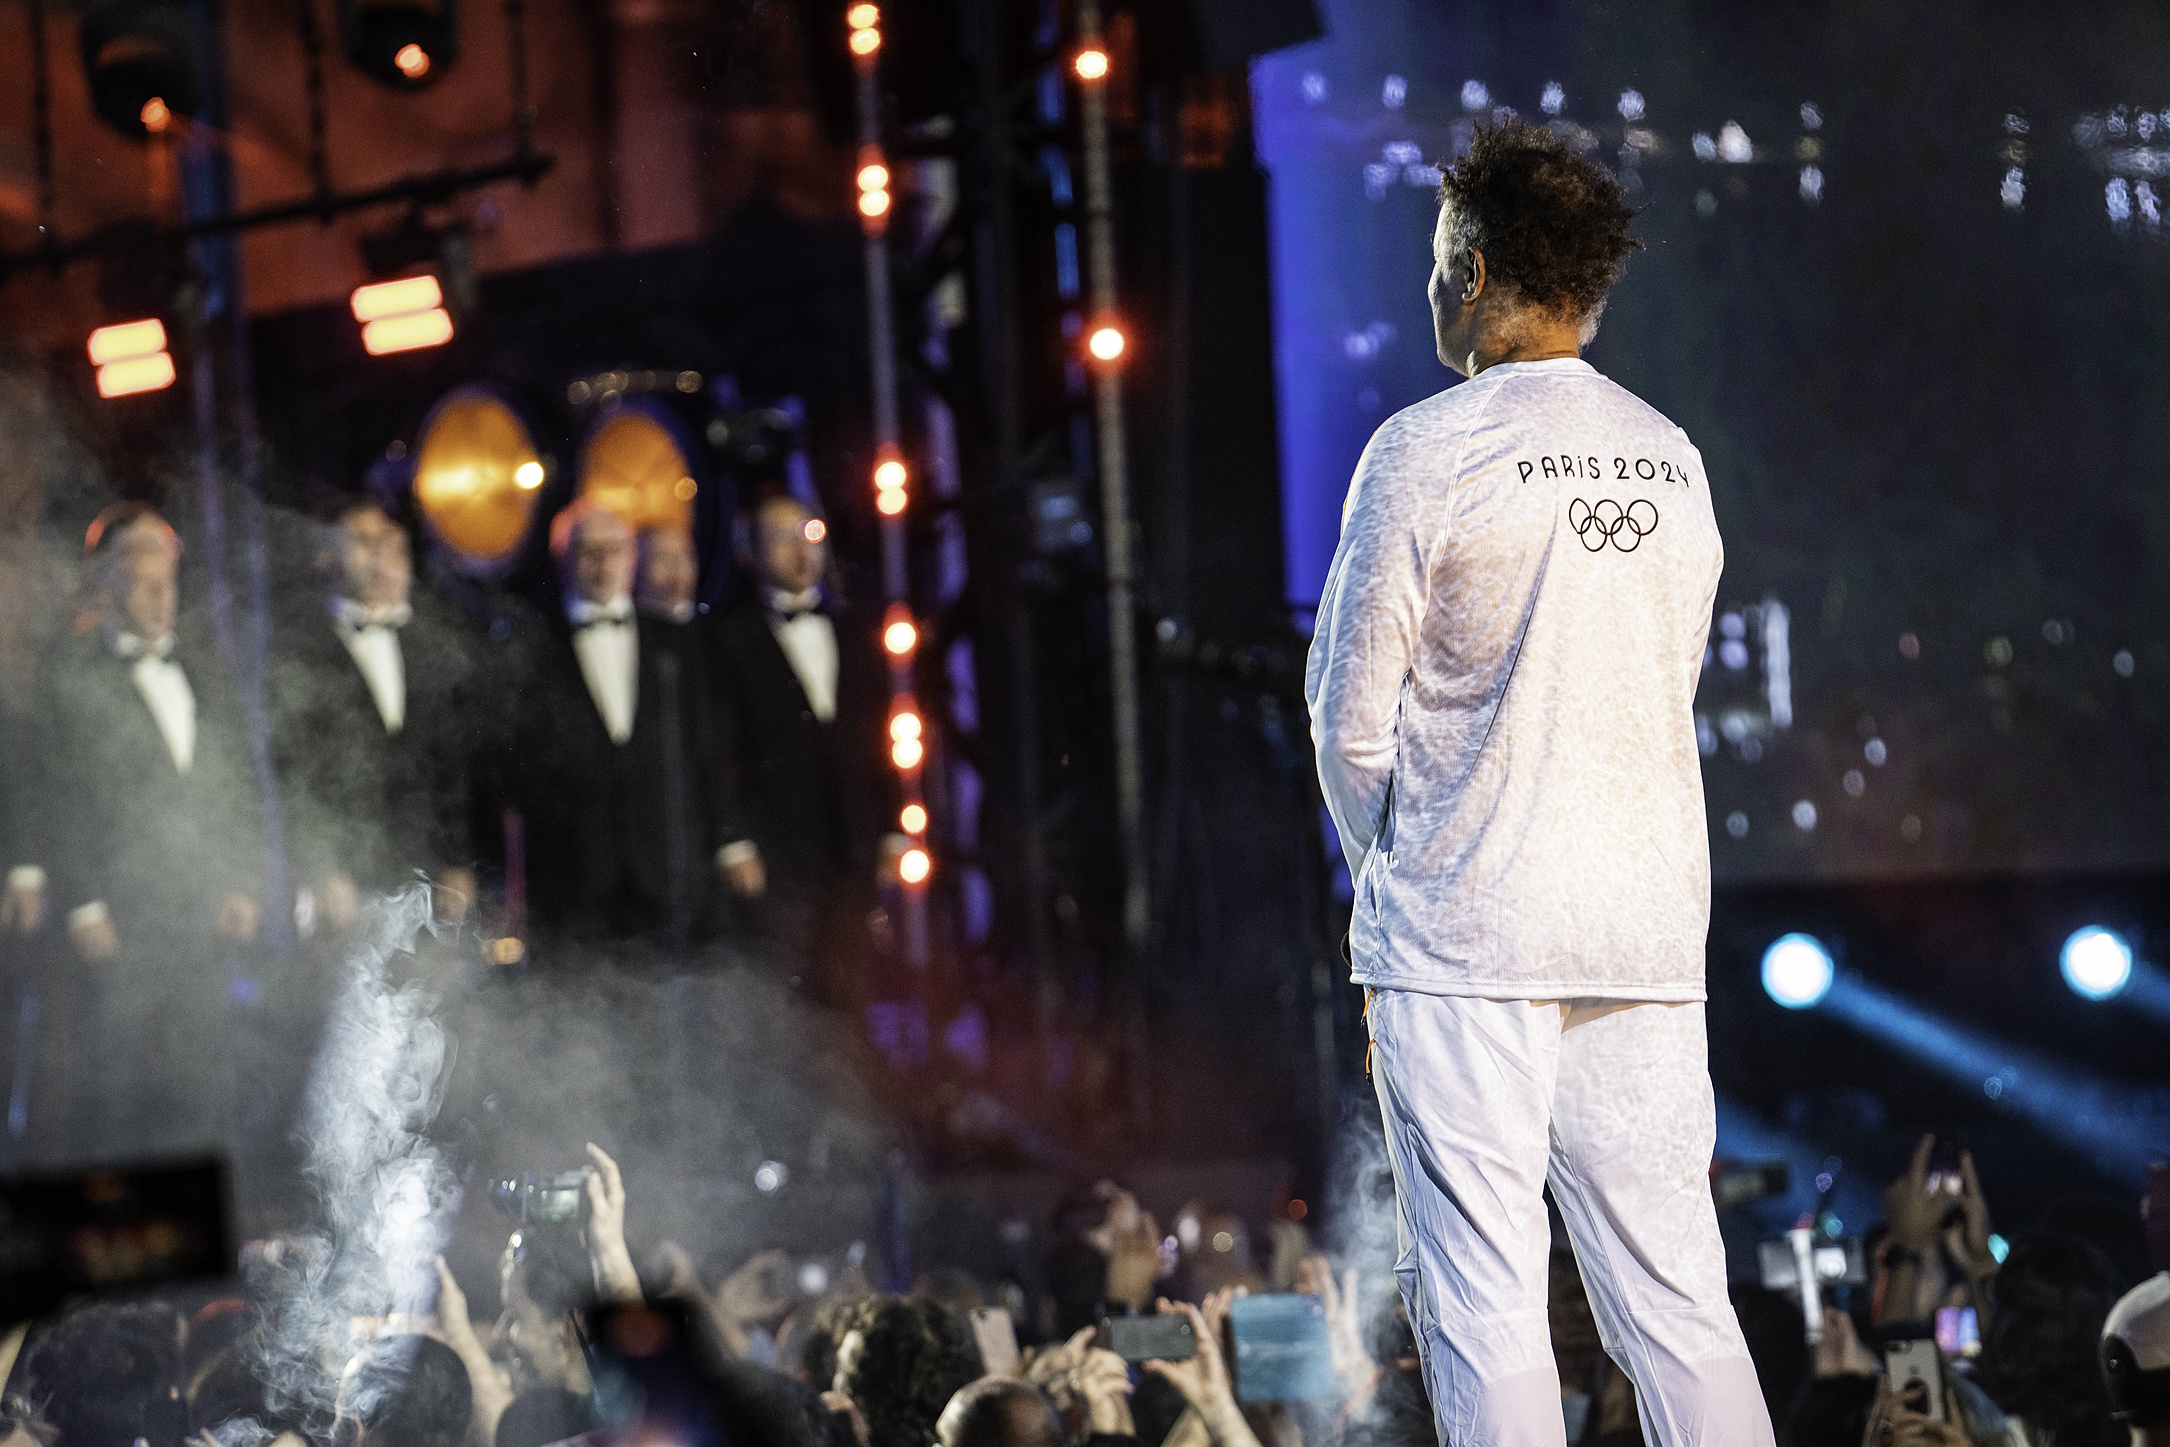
[252, 883, 457, 1428]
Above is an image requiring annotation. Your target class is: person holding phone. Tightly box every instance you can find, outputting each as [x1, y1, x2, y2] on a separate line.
[1307, 120, 1770, 1446]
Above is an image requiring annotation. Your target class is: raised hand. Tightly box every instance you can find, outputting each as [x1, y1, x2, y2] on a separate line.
[583, 1143, 642, 1305]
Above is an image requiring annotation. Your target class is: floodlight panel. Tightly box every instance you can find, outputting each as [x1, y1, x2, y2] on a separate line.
[412, 390, 544, 564]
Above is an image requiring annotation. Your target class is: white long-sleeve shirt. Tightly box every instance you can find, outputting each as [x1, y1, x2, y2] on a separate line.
[1305, 358, 1723, 1002]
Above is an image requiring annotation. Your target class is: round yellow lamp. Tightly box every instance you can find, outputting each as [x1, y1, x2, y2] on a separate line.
[578, 408, 697, 532]
[412, 389, 547, 567]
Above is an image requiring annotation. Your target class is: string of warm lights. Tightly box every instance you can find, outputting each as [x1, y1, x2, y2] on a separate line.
[850, 5, 935, 922]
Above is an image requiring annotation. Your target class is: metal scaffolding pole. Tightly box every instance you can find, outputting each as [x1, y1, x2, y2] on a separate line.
[1075, 0, 1149, 951]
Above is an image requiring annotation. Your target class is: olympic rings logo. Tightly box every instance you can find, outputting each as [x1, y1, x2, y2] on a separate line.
[1568, 497, 1659, 553]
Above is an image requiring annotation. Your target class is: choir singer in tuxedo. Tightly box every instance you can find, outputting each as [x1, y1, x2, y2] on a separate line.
[36, 503, 262, 1156]
[710, 493, 901, 1012]
[492, 500, 736, 951]
[268, 497, 478, 936]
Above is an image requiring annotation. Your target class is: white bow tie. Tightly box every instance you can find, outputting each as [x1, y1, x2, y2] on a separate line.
[568, 597, 635, 628]
[111, 630, 174, 661]
[330, 597, 413, 630]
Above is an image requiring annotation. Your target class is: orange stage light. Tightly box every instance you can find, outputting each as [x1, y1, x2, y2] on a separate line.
[803, 518, 828, 543]
[858, 189, 891, 218]
[891, 736, 925, 770]
[873, 457, 907, 490]
[846, 3, 880, 28]
[883, 616, 918, 656]
[849, 26, 881, 55]
[350, 275, 444, 322]
[394, 43, 431, 79]
[899, 847, 931, 884]
[362, 309, 454, 356]
[875, 489, 907, 516]
[87, 319, 168, 366]
[514, 461, 545, 490]
[889, 710, 922, 742]
[96, 353, 176, 399]
[140, 97, 171, 133]
[1088, 325, 1126, 362]
[857, 162, 891, 193]
[1075, 49, 1110, 80]
[900, 803, 927, 834]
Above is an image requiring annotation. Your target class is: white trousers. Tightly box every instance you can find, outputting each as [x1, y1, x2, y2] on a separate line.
[1366, 990, 1776, 1447]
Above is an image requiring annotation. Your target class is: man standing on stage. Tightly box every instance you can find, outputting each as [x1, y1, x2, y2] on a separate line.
[1305, 122, 1772, 1446]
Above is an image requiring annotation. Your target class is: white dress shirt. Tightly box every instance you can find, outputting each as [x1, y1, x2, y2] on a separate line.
[330, 597, 410, 734]
[113, 630, 196, 774]
[568, 595, 639, 745]
[764, 586, 838, 723]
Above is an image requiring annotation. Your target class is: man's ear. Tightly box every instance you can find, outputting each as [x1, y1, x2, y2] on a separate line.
[1464, 248, 1487, 303]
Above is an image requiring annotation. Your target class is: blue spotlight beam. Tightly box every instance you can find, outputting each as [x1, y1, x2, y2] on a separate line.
[1820, 975, 2166, 1185]
[2120, 964, 2170, 1026]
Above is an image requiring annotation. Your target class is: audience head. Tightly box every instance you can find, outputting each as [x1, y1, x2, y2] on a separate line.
[85, 502, 181, 642]
[332, 1335, 472, 1447]
[550, 499, 635, 608]
[1978, 1230, 2127, 1447]
[747, 494, 825, 597]
[936, 1379, 1065, 1447]
[2103, 1272, 2170, 1435]
[320, 498, 413, 612]
[17, 1300, 183, 1447]
[494, 1387, 598, 1447]
[834, 1296, 983, 1447]
[635, 522, 699, 618]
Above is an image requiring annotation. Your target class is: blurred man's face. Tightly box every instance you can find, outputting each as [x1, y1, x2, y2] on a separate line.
[1429, 203, 1472, 372]
[751, 499, 825, 595]
[570, 508, 635, 606]
[335, 506, 412, 610]
[110, 519, 179, 641]
[637, 524, 699, 613]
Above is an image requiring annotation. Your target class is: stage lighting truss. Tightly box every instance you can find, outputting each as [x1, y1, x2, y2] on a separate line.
[410, 387, 548, 571]
[340, 0, 459, 90]
[577, 405, 700, 534]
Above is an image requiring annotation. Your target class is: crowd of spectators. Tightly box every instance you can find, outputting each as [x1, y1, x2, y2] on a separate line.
[0, 1136, 2161, 1447]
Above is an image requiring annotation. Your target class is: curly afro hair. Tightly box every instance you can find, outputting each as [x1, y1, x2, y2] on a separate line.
[1436, 119, 1641, 322]
[836, 1296, 985, 1447]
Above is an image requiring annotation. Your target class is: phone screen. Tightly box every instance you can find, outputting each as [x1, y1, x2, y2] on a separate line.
[1934, 1306, 1979, 1359]
[969, 1306, 1020, 1377]
[1228, 1293, 1340, 1403]
[1883, 1338, 1945, 1422]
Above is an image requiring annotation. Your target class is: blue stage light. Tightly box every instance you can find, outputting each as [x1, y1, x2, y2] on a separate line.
[1762, 933, 1835, 1009]
[2060, 926, 2134, 1001]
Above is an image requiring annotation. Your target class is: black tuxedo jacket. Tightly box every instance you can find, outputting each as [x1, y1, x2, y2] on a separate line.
[707, 598, 892, 879]
[265, 596, 480, 895]
[33, 626, 262, 943]
[489, 612, 732, 937]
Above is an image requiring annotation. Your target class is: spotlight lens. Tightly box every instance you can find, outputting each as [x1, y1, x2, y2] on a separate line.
[2060, 926, 2133, 1000]
[513, 461, 544, 490]
[673, 475, 698, 502]
[850, 26, 881, 55]
[802, 518, 827, 543]
[858, 163, 891, 192]
[140, 97, 171, 133]
[891, 736, 925, 770]
[394, 43, 431, 79]
[847, 3, 880, 28]
[890, 711, 922, 742]
[874, 458, 907, 490]
[858, 189, 892, 218]
[900, 803, 927, 834]
[1761, 932, 1834, 1009]
[1075, 49, 1110, 80]
[1088, 325, 1126, 361]
[900, 847, 931, 884]
[875, 489, 907, 516]
[883, 619, 917, 655]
